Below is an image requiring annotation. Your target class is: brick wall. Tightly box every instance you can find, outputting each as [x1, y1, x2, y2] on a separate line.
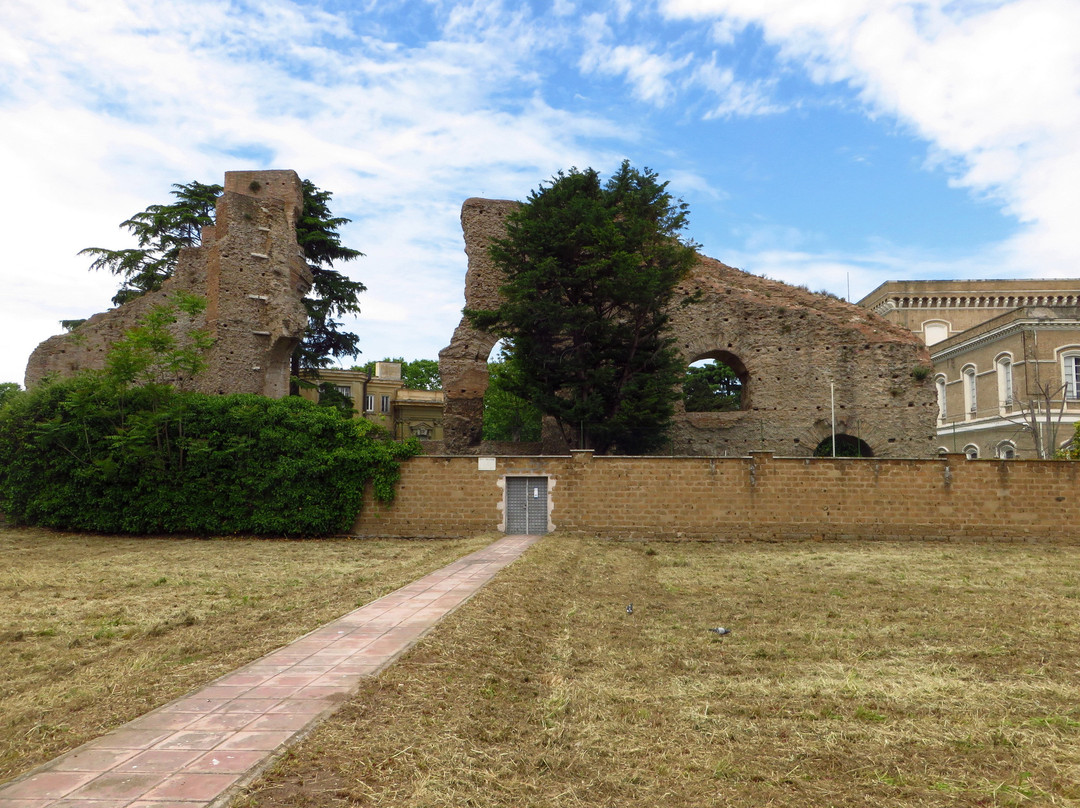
[354, 452, 1080, 542]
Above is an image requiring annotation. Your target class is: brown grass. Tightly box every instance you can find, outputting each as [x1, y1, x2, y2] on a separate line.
[235, 536, 1080, 808]
[0, 526, 492, 782]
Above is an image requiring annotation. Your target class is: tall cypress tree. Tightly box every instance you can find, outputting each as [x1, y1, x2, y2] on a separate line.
[468, 161, 698, 454]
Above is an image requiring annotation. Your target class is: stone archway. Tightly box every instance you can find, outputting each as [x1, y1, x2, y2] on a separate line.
[682, 351, 749, 413]
[813, 434, 874, 458]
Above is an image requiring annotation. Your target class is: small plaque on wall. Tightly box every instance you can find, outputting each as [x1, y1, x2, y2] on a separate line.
[478, 457, 497, 471]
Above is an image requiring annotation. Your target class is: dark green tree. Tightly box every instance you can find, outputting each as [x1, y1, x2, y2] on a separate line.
[483, 355, 542, 442]
[813, 434, 873, 458]
[81, 181, 222, 305]
[80, 179, 365, 381]
[355, 358, 441, 390]
[290, 180, 365, 378]
[468, 162, 698, 454]
[0, 382, 20, 409]
[683, 360, 742, 412]
[315, 382, 357, 416]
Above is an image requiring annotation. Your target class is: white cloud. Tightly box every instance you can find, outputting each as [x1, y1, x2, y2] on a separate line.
[579, 14, 694, 105]
[577, 9, 780, 115]
[692, 58, 784, 117]
[722, 238, 1022, 305]
[0, 0, 624, 383]
[660, 0, 1080, 276]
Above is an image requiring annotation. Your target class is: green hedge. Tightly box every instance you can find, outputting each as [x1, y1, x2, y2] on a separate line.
[0, 376, 419, 536]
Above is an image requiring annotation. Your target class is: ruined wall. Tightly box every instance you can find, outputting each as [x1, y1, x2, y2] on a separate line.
[439, 198, 938, 457]
[438, 199, 519, 450]
[354, 452, 1080, 543]
[25, 170, 311, 397]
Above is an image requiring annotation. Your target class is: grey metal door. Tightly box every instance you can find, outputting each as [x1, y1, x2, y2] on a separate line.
[506, 477, 548, 535]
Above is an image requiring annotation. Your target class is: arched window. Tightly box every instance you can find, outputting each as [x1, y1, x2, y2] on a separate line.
[935, 375, 947, 421]
[1061, 351, 1080, 400]
[483, 339, 542, 442]
[683, 352, 748, 412]
[964, 444, 980, 460]
[813, 434, 874, 457]
[995, 354, 1013, 408]
[962, 365, 977, 418]
[996, 441, 1016, 459]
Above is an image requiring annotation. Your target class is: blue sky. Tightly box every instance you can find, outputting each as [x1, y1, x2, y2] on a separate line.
[2, 0, 1077, 385]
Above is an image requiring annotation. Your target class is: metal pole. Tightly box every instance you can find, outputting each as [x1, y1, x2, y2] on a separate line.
[831, 382, 836, 457]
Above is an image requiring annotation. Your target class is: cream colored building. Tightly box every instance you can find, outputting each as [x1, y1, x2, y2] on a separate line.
[860, 280, 1080, 458]
[299, 362, 445, 442]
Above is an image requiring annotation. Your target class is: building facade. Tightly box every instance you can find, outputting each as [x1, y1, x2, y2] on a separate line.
[299, 362, 445, 442]
[860, 280, 1080, 458]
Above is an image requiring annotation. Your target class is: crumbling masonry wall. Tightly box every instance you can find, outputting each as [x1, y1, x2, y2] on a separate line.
[439, 198, 938, 457]
[25, 170, 311, 397]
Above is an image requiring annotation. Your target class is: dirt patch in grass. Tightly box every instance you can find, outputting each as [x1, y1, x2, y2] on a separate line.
[235, 536, 1080, 808]
[0, 526, 492, 782]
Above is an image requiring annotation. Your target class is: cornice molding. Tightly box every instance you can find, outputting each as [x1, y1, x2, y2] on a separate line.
[931, 318, 1080, 361]
[874, 293, 1080, 317]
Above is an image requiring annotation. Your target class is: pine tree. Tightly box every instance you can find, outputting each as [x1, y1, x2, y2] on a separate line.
[81, 181, 222, 305]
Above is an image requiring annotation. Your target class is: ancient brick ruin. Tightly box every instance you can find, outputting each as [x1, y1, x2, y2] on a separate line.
[439, 198, 939, 457]
[25, 170, 311, 397]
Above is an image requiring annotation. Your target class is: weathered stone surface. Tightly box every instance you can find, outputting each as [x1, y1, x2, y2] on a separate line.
[25, 170, 311, 397]
[437, 199, 516, 453]
[439, 197, 938, 457]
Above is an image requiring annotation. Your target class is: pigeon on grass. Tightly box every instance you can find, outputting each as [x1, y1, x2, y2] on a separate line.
[708, 626, 731, 636]
[626, 603, 634, 615]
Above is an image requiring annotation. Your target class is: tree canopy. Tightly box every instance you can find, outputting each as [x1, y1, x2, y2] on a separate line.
[468, 162, 698, 454]
[80, 178, 365, 380]
[0, 382, 20, 409]
[81, 181, 222, 306]
[290, 180, 366, 376]
[683, 360, 742, 412]
[483, 354, 542, 442]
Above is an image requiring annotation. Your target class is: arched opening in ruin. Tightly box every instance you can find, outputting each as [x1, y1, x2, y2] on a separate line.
[683, 352, 747, 412]
[813, 434, 874, 458]
[482, 339, 542, 442]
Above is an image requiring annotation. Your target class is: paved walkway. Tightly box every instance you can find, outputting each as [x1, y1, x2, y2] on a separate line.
[0, 534, 540, 808]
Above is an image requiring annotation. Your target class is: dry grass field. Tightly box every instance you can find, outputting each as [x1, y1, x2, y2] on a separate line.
[0, 527, 492, 782]
[4, 528, 1080, 807]
[233, 536, 1080, 808]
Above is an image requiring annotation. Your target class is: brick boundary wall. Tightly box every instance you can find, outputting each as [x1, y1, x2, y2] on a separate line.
[354, 452, 1080, 542]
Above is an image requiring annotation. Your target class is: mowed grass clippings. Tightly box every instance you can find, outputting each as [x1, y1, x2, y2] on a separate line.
[0, 526, 493, 782]
[236, 536, 1080, 808]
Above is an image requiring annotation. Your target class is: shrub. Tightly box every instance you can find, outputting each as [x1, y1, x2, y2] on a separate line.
[0, 375, 418, 536]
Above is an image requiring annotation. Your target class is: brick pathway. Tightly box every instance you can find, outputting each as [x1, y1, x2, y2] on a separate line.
[0, 534, 540, 808]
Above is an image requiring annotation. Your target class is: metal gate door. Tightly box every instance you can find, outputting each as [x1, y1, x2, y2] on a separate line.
[505, 477, 548, 535]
